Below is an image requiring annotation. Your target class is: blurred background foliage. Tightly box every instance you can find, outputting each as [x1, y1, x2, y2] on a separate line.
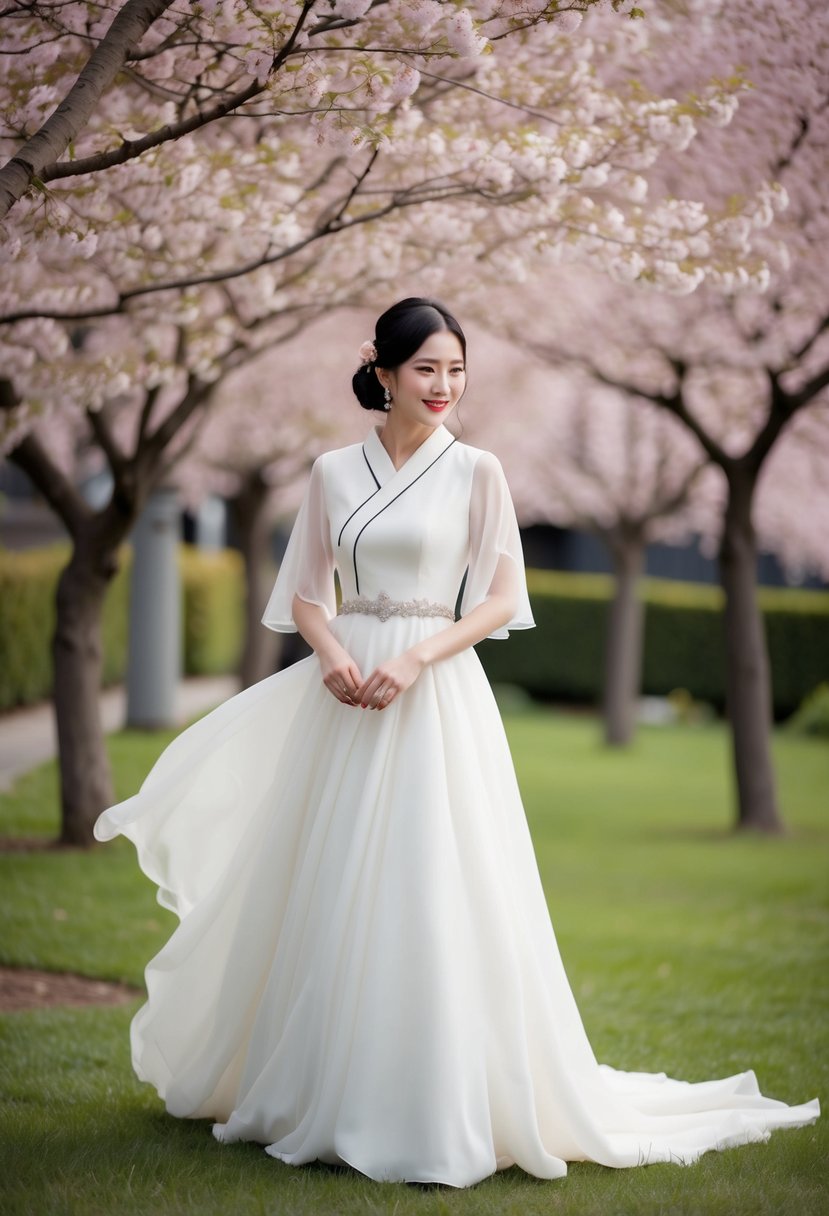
[0, 545, 244, 710]
[2, 544, 825, 722]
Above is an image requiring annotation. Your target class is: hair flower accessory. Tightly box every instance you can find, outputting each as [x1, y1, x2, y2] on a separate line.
[358, 340, 377, 366]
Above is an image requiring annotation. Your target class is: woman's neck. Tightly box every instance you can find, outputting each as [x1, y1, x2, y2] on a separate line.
[377, 415, 439, 471]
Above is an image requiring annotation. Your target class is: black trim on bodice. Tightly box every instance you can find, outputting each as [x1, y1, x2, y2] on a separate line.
[336, 446, 381, 546]
[350, 438, 457, 593]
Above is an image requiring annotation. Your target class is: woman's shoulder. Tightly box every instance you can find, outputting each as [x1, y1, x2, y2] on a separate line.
[451, 439, 504, 474]
[312, 441, 366, 472]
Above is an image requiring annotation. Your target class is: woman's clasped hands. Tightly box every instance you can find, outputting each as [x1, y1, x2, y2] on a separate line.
[319, 644, 425, 710]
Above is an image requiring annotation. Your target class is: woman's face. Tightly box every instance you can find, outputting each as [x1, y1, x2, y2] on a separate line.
[377, 330, 466, 428]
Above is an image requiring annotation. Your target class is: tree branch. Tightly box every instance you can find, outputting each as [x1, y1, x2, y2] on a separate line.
[417, 67, 563, 129]
[635, 352, 725, 467]
[771, 96, 828, 177]
[5, 429, 92, 540]
[40, 3, 313, 185]
[85, 400, 126, 475]
[743, 351, 829, 474]
[145, 373, 211, 458]
[644, 382, 729, 469]
[784, 361, 829, 415]
[789, 309, 829, 366]
[45, 78, 262, 184]
[0, 0, 174, 219]
[315, 148, 380, 231]
[527, 337, 733, 468]
[0, 176, 487, 324]
[740, 368, 798, 474]
[136, 381, 163, 446]
[646, 458, 707, 524]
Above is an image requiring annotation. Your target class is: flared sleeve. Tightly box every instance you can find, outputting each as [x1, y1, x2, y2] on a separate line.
[261, 455, 336, 632]
[460, 450, 535, 641]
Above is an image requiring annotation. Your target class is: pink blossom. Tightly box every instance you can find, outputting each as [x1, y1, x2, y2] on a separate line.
[555, 11, 584, 35]
[406, 1, 443, 35]
[445, 10, 488, 58]
[244, 49, 272, 86]
[388, 67, 421, 104]
[333, 0, 373, 18]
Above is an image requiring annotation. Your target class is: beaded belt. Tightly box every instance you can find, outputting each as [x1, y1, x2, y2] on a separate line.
[338, 590, 454, 623]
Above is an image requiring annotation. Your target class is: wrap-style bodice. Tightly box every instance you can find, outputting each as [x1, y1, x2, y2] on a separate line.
[262, 424, 534, 640]
[331, 425, 469, 605]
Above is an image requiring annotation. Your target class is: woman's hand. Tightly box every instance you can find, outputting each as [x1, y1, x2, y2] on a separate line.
[354, 648, 426, 710]
[290, 597, 363, 706]
[319, 645, 363, 706]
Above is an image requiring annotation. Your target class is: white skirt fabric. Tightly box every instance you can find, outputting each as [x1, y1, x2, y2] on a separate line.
[94, 614, 819, 1187]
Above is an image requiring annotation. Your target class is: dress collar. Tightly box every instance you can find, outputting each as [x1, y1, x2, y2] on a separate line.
[364, 423, 454, 487]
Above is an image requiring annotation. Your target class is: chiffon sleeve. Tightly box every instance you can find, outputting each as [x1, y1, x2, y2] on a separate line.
[460, 450, 535, 641]
[261, 455, 336, 632]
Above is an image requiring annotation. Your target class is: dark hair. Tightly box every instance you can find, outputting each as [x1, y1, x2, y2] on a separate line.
[352, 297, 467, 412]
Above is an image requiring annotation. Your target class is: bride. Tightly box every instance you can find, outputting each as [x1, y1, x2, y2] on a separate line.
[94, 297, 819, 1187]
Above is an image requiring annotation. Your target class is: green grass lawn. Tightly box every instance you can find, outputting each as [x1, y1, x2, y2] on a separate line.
[1, 708, 826, 1216]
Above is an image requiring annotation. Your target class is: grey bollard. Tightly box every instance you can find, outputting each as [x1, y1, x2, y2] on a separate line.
[195, 494, 226, 550]
[126, 488, 182, 728]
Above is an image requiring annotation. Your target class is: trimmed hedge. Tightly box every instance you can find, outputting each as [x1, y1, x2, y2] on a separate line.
[0, 547, 78, 709]
[786, 682, 829, 737]
[2, 550, 825, 718]
[0, 544, 244, 711]
[179, 545, 245, 676]
[477, 569, 829, 720]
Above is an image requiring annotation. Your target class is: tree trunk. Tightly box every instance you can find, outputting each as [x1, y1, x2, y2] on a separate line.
[601, 525, 646, 746]
[228, 471, 279, 689]
[52, 542, 120, 845]
[7, 420, 141, 845]
[5, 379, 202, 845]
[719, 467, 783, 833]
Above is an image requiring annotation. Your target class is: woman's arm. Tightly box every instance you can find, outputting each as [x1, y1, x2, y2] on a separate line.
[292, 594, 363, 706]
[415, 585, 516, 666]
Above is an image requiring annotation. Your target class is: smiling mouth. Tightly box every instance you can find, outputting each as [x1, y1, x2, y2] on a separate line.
[423, 400, 449, 409]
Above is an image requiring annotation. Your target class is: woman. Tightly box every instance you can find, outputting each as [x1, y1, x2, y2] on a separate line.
[95, 297, 818, 1187]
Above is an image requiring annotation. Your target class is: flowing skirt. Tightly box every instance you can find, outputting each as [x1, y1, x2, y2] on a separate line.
[94, 613, 819, 1187]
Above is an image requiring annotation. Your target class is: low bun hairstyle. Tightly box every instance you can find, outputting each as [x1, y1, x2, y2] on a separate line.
[352, 297, 467, 412]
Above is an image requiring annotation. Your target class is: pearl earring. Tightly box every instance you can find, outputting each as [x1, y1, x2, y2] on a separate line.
[384, 386, 392, 410]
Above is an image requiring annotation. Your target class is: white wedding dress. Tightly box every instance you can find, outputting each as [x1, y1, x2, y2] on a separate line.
[94, 423, 819, 1187]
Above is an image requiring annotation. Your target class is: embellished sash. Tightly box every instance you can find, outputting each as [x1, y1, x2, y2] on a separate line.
[338, 591, 454, 622]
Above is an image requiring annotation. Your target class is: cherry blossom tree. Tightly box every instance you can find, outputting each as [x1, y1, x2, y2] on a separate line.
[0, 1, 608, 219]
[1, 0, 784, 334]
[0, 291, 340, 845]
[0, 0, 803, 844]
[486, 0, 829, 831]
[463, 337, 828, 748]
